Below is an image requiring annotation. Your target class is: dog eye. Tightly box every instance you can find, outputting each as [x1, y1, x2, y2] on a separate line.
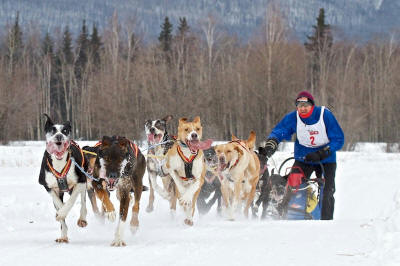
[196, 127, 200, 131]
[185, 128, 189, 132]
[62, 129, 68, 134]
[227, 150, 231, 153]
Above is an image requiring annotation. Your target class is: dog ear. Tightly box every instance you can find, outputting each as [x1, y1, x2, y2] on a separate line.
[43, 113, 54, 132]
[246, 131, 256, 150]
[193, 116, 201, 123]
[101, 136, 112, 147]
[231, 134, 239, 141]
[63, 121, 72, 133]
[163, 115, 173, 123]
[118, 137, 129, 147]
[179, 117, 188, 125]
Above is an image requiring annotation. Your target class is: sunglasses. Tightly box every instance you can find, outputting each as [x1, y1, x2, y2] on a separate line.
[296, 101, 312, 108]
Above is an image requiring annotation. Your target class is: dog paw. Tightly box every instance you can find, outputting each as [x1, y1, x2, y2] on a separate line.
[179, 194, 192, 206]
[111, 239, 126, 247]
[77, 219, 87, 227]
[160, 191, 171, 200]
[146, 205, 154, 213]
[55, 212, 66, 221]
[105, 211, 116, 222]
[55, 237, 69, 243]
[130, 225, 138, 235]
[184, 219, 193, 226]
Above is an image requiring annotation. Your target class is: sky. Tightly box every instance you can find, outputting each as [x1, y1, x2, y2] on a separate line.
[0, 141, 399, 266]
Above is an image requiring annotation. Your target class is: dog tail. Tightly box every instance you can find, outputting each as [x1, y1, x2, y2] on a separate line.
[246, 131, 256, 150]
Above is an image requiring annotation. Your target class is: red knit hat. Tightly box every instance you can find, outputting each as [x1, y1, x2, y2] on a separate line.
[295, 91, 315, 106]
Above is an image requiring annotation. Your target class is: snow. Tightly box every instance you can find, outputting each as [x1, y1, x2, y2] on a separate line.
[0, 141, 399, 266]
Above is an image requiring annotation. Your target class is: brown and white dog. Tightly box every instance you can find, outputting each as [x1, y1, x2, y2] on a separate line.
[214, 131, 260, 220]
[164, 117, 212, 225]
[144, 115, 176, 213]
[82, 144, 116, 222]
[38, 114, 88, 243]
[94, 136, 146, 246]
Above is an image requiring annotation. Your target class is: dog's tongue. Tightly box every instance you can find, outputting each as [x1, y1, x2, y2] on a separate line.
[147, 134, 155, 142]
[190, 139, 213, 151]
[46, 141, 70, 160]
[148, 134, 162, 143]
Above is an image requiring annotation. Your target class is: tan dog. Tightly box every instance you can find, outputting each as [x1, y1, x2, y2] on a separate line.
[164, 117, 211, 226]
[214, 131, 260, 220]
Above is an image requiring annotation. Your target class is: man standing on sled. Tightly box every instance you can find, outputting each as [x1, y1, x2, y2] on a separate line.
[259, 91, 344, 220]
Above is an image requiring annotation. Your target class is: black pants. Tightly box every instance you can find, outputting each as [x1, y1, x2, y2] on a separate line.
[291, 160, 337, 220]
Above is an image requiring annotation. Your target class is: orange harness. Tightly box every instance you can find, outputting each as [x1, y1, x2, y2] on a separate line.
[129, 141, 139, 158]
[47, 156, 72, 179]
[177, 145, 198, 163]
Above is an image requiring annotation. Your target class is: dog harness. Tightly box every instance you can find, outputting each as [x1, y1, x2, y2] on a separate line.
[177, 143, 198, 181]
[128, 140, 139, 158]
[47, 140, 84, 192]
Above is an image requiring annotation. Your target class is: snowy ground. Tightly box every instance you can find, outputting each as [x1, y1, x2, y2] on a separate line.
[0, 141, 399, 266]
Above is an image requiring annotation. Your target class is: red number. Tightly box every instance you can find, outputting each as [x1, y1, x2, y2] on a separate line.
[310, 136, 315, 146]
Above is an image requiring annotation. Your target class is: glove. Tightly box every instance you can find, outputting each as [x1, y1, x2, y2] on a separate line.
[259, 138, 278, 158]
[305, 146, 331, 162]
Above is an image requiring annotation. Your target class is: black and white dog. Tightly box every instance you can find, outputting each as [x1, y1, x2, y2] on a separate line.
[38, 114, 88, 243]
[252, 147, 287, 219]
[197, 146, 222, 215]
[144, 115, 176, 213]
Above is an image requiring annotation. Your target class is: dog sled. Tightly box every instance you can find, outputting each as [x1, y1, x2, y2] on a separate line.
[253, 156, 325, 220]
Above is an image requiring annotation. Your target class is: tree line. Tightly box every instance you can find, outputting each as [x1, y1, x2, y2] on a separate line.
[1, 7, 400, 150]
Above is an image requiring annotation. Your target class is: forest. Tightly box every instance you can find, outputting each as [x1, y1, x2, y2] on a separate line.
[1, 6, 399, 149]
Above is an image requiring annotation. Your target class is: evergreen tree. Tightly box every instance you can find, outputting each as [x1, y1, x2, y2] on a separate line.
[61, 26, 74, 65]
[305, 8, 333, 54]
[177, 17, 189, 38]
[89, 23, 102, 68]
[54, 26, 74, 121]
[158, 16, 173, 53]
[42, 32, 54, 56]
[304, 8, 333, 92]
[75, 20, 89, 79]
[6, 12, 23, 73]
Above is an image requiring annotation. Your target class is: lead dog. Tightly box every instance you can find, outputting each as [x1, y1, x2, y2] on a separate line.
[164, 117, 212, 225]
[144, 115, 177, 213]
[94, 136, 146, 246]
[38, 114, 88, 243]
[214, 131, 260, 220]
